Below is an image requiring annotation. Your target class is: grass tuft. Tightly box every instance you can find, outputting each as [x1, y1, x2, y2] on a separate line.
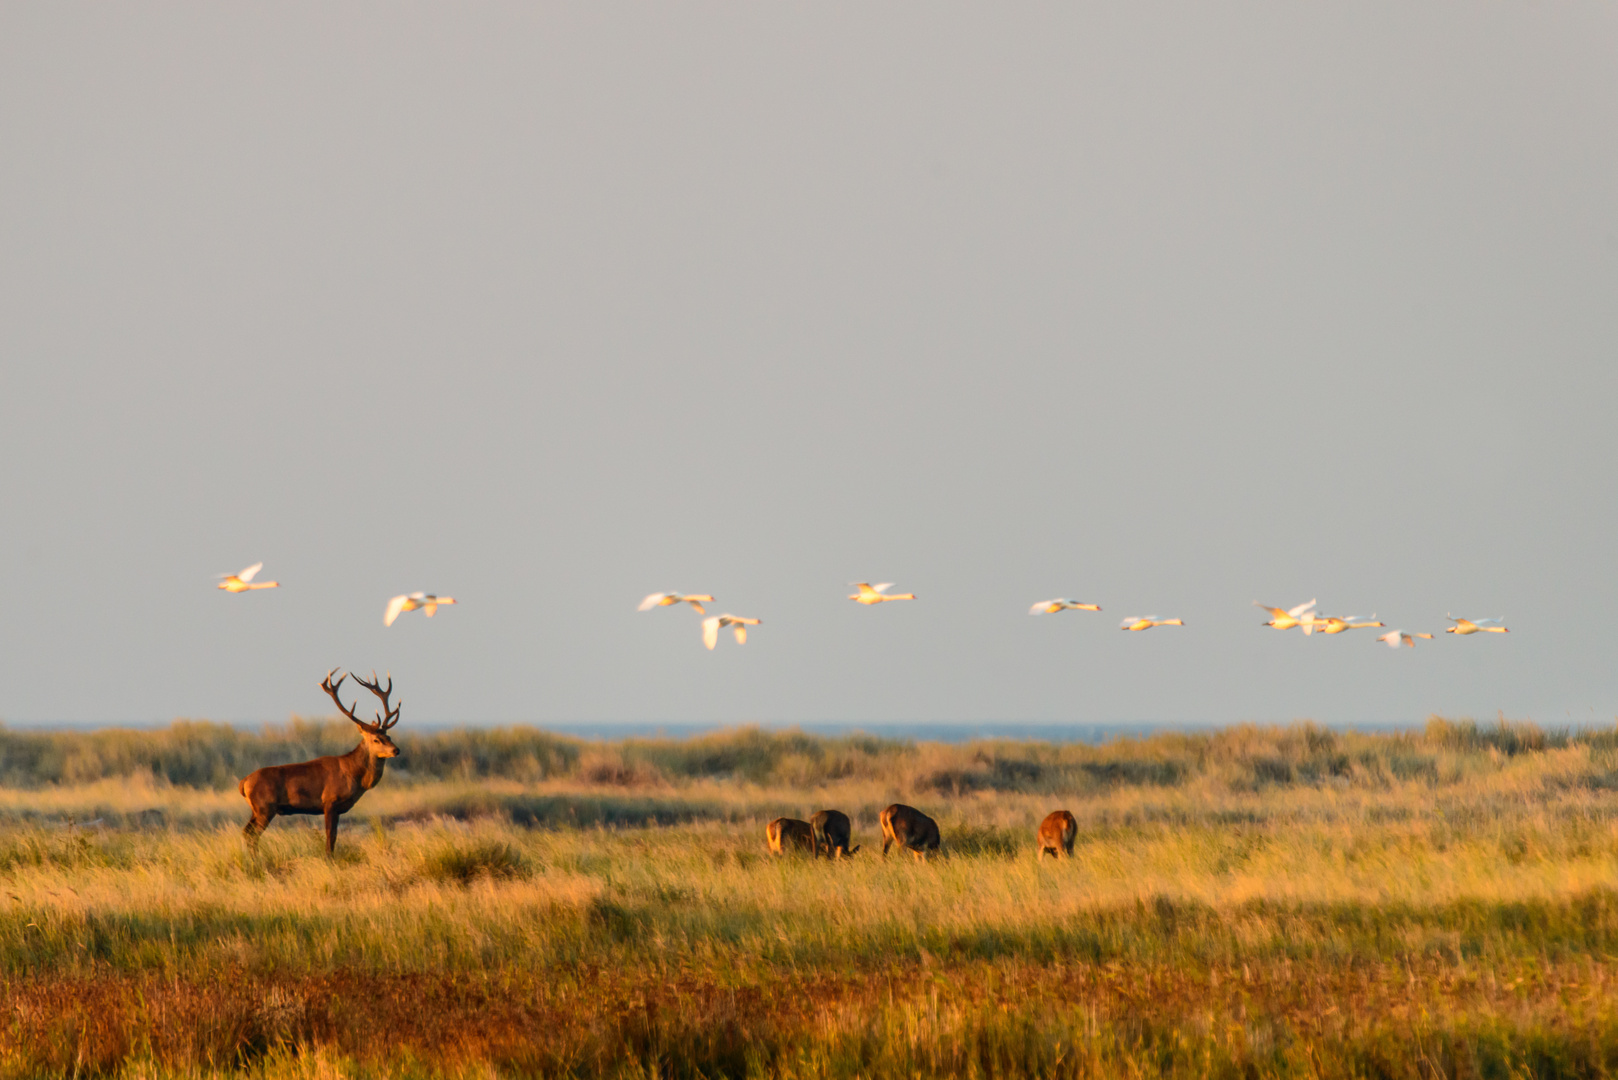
[417, 839, 531, 885]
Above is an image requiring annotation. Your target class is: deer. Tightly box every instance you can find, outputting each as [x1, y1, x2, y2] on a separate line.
[240, 669, 402, 855]
[766, 817, 817, 856]
[810, 809, 860, 859]
[879, 803, 940, 861]
[1036, 809, 1077, 859]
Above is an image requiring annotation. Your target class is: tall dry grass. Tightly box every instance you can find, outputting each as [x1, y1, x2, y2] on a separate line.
[3, 718, 1618, 1077]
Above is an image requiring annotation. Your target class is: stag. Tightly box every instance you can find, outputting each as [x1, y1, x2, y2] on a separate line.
[240, 670, 402, 855]
[879, 803, 941, 861]
[766, 817, 817, 856]
[810, 809, 860, 859]
[1036, 809, 1077, 859]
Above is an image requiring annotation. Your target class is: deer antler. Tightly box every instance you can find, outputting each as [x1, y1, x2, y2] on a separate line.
[352, 670, 401, 731]
[320, 669, 379, 732]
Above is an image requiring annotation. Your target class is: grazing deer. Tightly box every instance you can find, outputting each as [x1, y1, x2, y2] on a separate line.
[1037, 809, 1077, 859]
[879, 804, 940, 861]
[239, 670, 402, 855]
[766, 817, 817, 856]
[810, 809, 860, 859]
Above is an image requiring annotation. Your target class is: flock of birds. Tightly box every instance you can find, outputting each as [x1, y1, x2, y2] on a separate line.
[1251, 598, 1509, 647]
[219, 563, 1510, 651]
[633, 587, 1507, 651]
[217, 563, 456, 628]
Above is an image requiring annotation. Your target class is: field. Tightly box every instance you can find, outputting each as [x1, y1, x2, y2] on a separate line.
[4, 718, 1618, 1078]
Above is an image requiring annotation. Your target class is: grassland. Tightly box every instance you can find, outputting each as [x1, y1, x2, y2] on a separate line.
[3, 718, 1618, 1078]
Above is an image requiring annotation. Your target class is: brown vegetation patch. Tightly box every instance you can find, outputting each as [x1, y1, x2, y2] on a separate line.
[3, 954, 1615, 1078]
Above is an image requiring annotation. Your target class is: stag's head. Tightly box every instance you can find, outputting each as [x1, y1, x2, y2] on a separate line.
[320, 670, 403, 758]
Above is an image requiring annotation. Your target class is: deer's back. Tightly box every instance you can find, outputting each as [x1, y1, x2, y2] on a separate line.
[242, 754, 351, 811]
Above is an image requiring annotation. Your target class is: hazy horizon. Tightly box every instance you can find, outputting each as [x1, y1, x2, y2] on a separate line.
[2, 5, 1615, 728]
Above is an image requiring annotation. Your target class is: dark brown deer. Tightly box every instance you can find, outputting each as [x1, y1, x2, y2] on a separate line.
[766, 817, 817, 855]
[810, 809, 860, 859]
[240, 670, 402, 855]
[1037, 809, 1077, 859]
[879, 803, 940, 861]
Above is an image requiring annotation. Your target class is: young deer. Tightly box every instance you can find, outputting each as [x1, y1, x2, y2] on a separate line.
[766, 817, 817, 855]
[810, 809, 860, 859]
[240, 670, 402, 855]
[1036, 809, 1077, 859]
[879, 804, 941, 861]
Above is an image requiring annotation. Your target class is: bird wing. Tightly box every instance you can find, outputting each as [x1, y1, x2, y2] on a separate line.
[1378, 631, 1400, 648]
[1120, 617, 1140, 628]
[702, 617, 720, 650]
[384, 595, 410, 627]
[872, 583, 894, 593]
[733, 624, 748, 644]
[1471, 617, 1504, 626]
[423, 603, 437, 617]
[238, 562, 263, 583]
[1030, 600, 1059, 614]
[638, 593, 670, 611]
[1287, 599, 1317, 618]
[1253, 603, 1284, 617]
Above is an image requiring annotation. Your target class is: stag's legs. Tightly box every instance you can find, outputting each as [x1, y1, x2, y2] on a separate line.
[243, 811, 273, 851]
[324, 807, 340, 855]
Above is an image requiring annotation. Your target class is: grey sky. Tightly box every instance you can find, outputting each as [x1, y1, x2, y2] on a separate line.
[2, 4, 1614, 728]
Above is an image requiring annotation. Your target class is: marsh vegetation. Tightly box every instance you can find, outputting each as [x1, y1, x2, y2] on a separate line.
[3, 718, 1618, 1077]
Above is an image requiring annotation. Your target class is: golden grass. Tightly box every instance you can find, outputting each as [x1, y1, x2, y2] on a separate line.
[3, 720, 1618, 1077]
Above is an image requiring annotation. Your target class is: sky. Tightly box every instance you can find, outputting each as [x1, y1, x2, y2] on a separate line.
[1, 4, 1615, 729]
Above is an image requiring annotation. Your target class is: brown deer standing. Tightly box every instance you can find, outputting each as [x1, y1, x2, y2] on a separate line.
[810, 809, 860, 859]
[879, 803, 941, 861]
[766, 817, 817, 855]
[1037, 809, 1077, 859]
[240, 670, 402, 855]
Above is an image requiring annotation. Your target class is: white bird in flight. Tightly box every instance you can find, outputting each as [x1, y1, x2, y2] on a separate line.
[384, 592, 457, 627]
[1119, 616, 1183, 631]
[1029, 598, 1102, 615]
[1445, 615, 1509, 635]
[1310, 614, 1385, 635]
[849, 582, 915, 605]
[1254, 599, 1316, 632]
[1377, 630, 1435, 649]
[638, 592, 715, 615]
[702, 614, 761, 650]
[217, 563, 279, 593]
